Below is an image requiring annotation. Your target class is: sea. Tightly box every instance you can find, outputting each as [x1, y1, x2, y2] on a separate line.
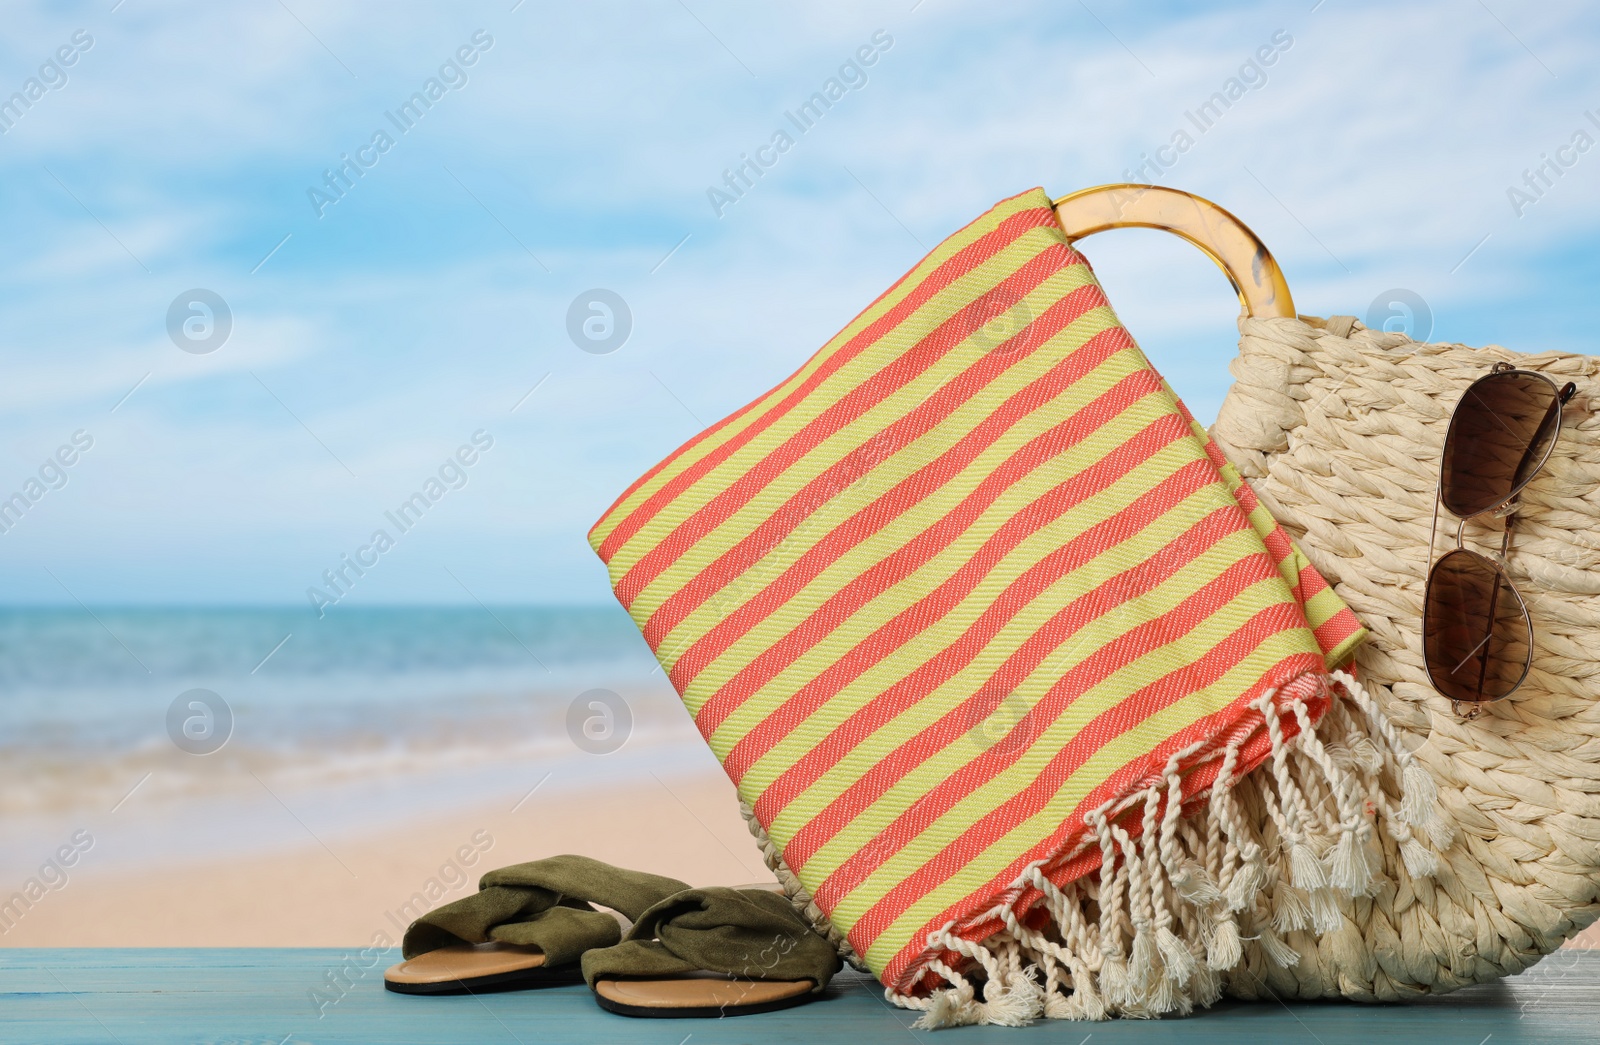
[0, 605, 715, 876]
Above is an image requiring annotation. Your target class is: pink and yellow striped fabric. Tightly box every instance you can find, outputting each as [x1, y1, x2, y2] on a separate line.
[589, 187, 1365, 994]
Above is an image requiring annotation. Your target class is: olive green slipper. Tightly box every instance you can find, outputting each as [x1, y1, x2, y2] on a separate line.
[384, 855, 690, 995]
[582, 886, 842, 1018]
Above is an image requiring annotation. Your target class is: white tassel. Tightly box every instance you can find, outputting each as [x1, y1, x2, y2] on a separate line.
[885, 670, 1452, 1023]
[1128, 928, 1157, 996]
[1399, 762, 1436, 826]
[1401, 763, 1456, 849]
[905, 959, 985, 1030]
[977, 973, 1043, 1027]
[1336, 668, 1454, 853]
[912, 988, 983, 1029]
[1170, 860, 1223, 906]
[1348, 735, 1384, 773]
[1099, 953, 1132, 1007]
[1070, 970, 1107, 1021]
[1329, 829, 1374, 895]
[1271, 884, 1312, 933]
[1190, 962, 1222, 1007]
[1288, 841, 1328, 891]
[1149, 969, 1180, 1014]
[1156, 926, 1197, 983]
[1258, 927, 1301, 967]
[1307, 887, 1343, 934]
[1207, 917, 1243, 969]
[1044, 954, 1102, 1021]
[1400, 836, 1439, 878]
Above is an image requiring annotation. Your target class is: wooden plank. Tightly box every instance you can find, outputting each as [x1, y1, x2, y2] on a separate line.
[1, 948, 1595, 1044]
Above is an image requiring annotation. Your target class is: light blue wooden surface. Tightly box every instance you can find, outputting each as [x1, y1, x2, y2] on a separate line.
[2, 948, 1595, 1044]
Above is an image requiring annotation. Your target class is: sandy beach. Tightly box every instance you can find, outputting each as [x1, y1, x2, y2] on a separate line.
[0, 764, 773, 948]
[6, 758, 1597, 952]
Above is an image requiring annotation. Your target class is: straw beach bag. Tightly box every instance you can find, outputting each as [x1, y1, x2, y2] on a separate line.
[1209, 311, 1600, 999]
[741, 184, 1600, 1009]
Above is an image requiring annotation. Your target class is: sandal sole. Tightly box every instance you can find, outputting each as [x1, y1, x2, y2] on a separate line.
[594, 989, 815, 1019]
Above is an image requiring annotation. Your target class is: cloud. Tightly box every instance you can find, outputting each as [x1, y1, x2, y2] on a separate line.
[0, 0, 1595, 602]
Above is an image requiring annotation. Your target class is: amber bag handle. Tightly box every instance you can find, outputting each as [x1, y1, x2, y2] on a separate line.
[1053, 184, 1295, 319]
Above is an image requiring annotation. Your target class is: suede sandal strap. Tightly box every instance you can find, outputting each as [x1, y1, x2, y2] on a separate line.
[580, 887, 841, 991]
[401, 855, 691, 961]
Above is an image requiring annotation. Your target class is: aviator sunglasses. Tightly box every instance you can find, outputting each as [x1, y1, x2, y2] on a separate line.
[1424, 363, 1578, 714]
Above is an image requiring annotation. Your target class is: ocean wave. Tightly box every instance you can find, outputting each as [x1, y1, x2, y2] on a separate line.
[0, 719, 705, 816]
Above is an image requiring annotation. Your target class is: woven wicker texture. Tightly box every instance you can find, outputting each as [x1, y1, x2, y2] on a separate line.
[753, 312, 1600, 1004]
[1207, 312, 1600, 1000]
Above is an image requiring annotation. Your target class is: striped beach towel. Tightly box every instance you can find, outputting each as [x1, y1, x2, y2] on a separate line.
[590, 188, 1393, 1023]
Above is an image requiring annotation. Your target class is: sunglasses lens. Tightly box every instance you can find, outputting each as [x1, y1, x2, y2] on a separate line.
[1440, 371, 1561, 517]
[1424, 549, 1531, 702]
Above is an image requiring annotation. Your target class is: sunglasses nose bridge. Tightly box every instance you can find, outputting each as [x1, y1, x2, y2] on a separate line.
[1448, 502, 1519, 562]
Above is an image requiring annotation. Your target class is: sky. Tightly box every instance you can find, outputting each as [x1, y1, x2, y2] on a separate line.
[0, 0, 1595, 609]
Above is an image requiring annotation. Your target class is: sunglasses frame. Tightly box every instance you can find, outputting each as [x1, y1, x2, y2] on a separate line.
[1424, 363, 1577, 716]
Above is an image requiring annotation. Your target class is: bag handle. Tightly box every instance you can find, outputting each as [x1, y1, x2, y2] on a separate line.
[1053, 184, 1295, 319]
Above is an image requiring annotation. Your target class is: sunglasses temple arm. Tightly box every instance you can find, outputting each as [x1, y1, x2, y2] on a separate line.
[1507, 396, 1567, 493]
[1426, 476, 1443, 574]
[1495, 379, 1575, 562]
